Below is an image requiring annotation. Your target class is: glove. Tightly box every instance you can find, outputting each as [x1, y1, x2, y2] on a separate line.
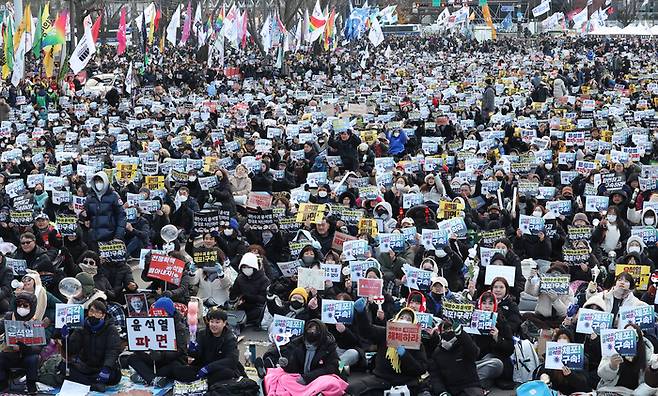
[454, 324, 463, 336]
[196, 366, 209, 379]
[354, 297, 367, 313]
[650, 354, 658, 370]
[396, 346, 406, 357]
[96, 367, 111, 384]
[296, 376, 306, 385]
[60, 325, 69, 339]
[188, 341, 198, 353]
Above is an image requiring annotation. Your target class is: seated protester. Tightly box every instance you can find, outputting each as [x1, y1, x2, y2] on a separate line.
[586, 272, 646, 326]
[492, 238, 525, 301]
[575, 295, 606, 389]
[642, 208, 658, 266]
[128, 297, 189, 387]
[429, 243, 466, 293]
[185, 307, 248, 384]
[597, 323, 658, 394]
[229, 252, 270, 326]
[327, 293, 363, 373]
[77, 251, 112, 293]
[570, 239, 598, 282]
[348, 304, 428, 395]
[513, 210, 553, 260]
[67, 272, 107, 310]
[617, 235, 655, 271]
[0, 254, 13, 314]
[124, 207, 151, 258]
[536, 329, 592, 395]
[377, 250, 407, 299]
[373, 202, 397, 233]
[0, 293, 43, 393]
[13, 232, 53, 273]
[62, 229, 88, 272]
[97, 254, 138, 303]
[474, 252, 523, 304]
[15, 270, 61, 338]
[141, 250, 191, 305]
[473, 291, 515, 390]
[523, 262, 573, 329]
[424, 276, 452, 317]
[489, 277, 522, 335]
[428, 318, 483, 396]
[263, 319, 348, 396]
[32, 212, 63, 259]
[266, 287, 320, 321]
[591, 206, 630, 257]
[361, 267, 396, 326]
[191, 241, 234, 306]
[61, 300, 122, 392]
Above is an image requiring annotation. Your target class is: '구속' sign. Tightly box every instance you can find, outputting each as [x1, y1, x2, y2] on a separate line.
[321, 299, 354, 324]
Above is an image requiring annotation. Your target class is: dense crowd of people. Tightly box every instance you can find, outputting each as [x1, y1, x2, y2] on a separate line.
[0, 33, 654, 395]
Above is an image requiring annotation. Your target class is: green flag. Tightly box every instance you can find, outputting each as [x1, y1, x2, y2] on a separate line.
[32, 6, 42, 58]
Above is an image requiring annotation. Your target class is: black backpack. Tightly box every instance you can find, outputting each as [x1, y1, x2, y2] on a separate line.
[207, 377, 260, 396]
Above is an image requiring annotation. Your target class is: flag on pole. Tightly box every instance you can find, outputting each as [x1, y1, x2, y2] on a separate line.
[14, 4, 31, 49]
[532, 0, 551, 18]
[125, 61, 134, 94]
[92, 14, 102, 43]
[32, 5, 43, 58]
[2, 17, 14, 79]
[69, 16, 96, 75]
[571, 7, 588, 28]
[43, 45, 56, 77]
[308, 0, 327, 43]
[482, 4, 496, 39]
[11, 33, 26, 87]
[167, 4, 181, 46]
[181, 1, 192, 45]
[437, 8, 451, 25]
[260, 14, 272, 52]
[368, 16, 384, 47]
[42, 11, 67, 47]
[360, 45, 368, 69]
[117, 6, 127, 55]
[324, 9, 336, 50]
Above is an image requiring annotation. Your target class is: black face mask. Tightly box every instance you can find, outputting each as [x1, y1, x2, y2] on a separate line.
[489, 213, 499, 220]
[290, 300, 304, 310]
[87, 316, 101, 326]
[305, 330, 320, 344]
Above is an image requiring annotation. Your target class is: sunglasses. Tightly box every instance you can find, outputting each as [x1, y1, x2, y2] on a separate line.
[20, 240, 34, 245]
[82, 259, 96, 265]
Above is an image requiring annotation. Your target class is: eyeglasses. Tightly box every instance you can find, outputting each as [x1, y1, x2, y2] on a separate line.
[20, 240, 34, 245]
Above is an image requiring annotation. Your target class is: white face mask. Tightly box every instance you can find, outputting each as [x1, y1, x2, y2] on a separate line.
[94, 181, 104, 191]
[318, 191, 328, 198]
[189, 176, 197, 182]
[629, 245, 641, 254]
[178, 194, 188, 202]
[608, 214, 617, 223]
[545, 163, 553, 170]
[533, 210, 543, 217]
[242, 267, 254, 277]
[397, 319, 411, 324]
[645, 217, 655, 226]
[396, 183, 406, 189]
[224, 229, 234, 236]
[500, 248, 508, 256]
[16, 307, 30, 317]
[435, 250, 447, 258]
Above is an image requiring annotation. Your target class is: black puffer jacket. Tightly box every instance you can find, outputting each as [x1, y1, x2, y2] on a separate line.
[68, 316, 122, 371]
[84, 172, 126, 242]
[13, 245, 54, 273]
[229, 268, 270, 306]
[280, 319, 340, 383]
[429, 331, 481, 394]
[190, 324, 246, 378]
[98, 262, 135, 302]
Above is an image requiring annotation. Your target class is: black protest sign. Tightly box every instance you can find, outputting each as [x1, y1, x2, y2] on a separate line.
[56, 215, 78, 236]
[98, 241, 127, 263]
[193, 210, 220, 233]
[247, 210, 274, 230]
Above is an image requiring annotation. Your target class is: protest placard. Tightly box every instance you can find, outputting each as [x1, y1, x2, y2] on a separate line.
[479, 229, 505, 248]
[437, 217, 467, 238]
[563, 248, 591, 265]
[56, 215, 78, 237]
[173, 379, 207, 396]
[484, 265, 516, 286]
[148, 253, 186, 286]
[271, 314, 305, 343]
[576, 309, 614, 335]
[321, 300, 354, 324]
[403, 264, 433, 291]
[297, 268, 326, 290]
[127, 317, 177, 351]
[192, 248, 218, 267]
[246, 192, 273, 210]
[631, 226, 657, 245]
[567, 226, 592, 241]
[296, 203, 327, 224]
[5, 258, 27, 276]
[98, 241, 126, 263]
[618, 305, 655, 330]
[349, 260, 379, 282]
[480, 247, 505, 267]
[331, 232, 356, 252]
[55, 304, 84, 329]
[615, 264, 651, 291]
[600, 329, 637, 357]
[470, 310, 498, 332]
[358, 218, 378, 237]
[442, 300, 475, 327]
[193, 210, 221, 233]
[358, 278, 383, 297]
[545, 342, 585, 370]
[421, 229, 449, 250]
[321, 263, 342, 282]
[343, 239, 370, 261]
[10, 210, 33, 226]
[540, 275, 571, 295]
[5, 320, 47, 346]
[415, 312, 436, 330]
[277, 260, 302, 277]
[519, 214, 545, 235]
[247, 210, 274, 230]
[386, 321, 422, 350]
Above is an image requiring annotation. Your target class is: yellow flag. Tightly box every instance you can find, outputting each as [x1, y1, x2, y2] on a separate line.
[159, 34, 165, 53]
[43, 45, 58, 77]
[1, 65, 10, 79]
[14, 4, 32, 49]
[482, 5, 497, 40]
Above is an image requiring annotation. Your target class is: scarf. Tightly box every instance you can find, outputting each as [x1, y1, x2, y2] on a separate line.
[386, 347, 402, 373]
[303, 342, 317, 374]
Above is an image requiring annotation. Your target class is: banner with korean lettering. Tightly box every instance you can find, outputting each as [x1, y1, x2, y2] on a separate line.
[421, 229, 449, 250]
[403, 264, 433, 291]
[148, 253, 186, 286]
[615, 264, 650, 291]
[470, 310, 498, 333]
[601, 329, 637, 357]
[539, 275, 570, 294]
[5, 320, 47, 346]
[386, 321, 422, 350]
[358, 278, 383, 297]
[618, 305, 655, 330]
[98, 240, 127, 263]
[271, 314, 305, 342]
[442, 300, 475, 327]
[55, 304, 84, 329]
[127, 317, 177, 351]
[576, 309, 613, 335]
[321, 300, 354, 324]
[545, 342, 584, 370]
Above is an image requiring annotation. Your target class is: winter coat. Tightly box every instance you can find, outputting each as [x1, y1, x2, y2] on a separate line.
[98, 262, 135, 302]
[13, 245, 54, 273]
[229, 269, 270, 306]
[68, 317, 122, 371]
[429, 331, 481, 394]
[482, 86, 495, 113]
[584, 289, 647, 326]
[189, 326, 246, 378]
[524, 277, 572, 318]
[374, 202, 399, 233]
[126, 216, 150, 245]
[150, 312, 189, 364]
[84, 171, 126, 242]
[229, 174, 252, 196]
[280, 320, 340, 383]
[597, 338, 656, 395]
[553, 78, 568, 99]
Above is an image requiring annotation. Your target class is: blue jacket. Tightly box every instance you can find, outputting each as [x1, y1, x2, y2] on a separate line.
[387, 131, 408, 155]
[84, 172, 126, 242]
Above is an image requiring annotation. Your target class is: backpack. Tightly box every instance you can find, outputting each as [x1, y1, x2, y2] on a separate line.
[206, 377, 260, 396]
[511, 338, 540, 383]
[516, 380, 558, 396]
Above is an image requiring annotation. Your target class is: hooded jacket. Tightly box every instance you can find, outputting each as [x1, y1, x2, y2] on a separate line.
[68, 316, 122, 372]
[3, 293, 43, 355]
[524, 265, 573, 318]
[280, 319, 340, 383]
[429, 329, 481, 394]
[374, 201, 398, 233]
[84, 171, 126, 242]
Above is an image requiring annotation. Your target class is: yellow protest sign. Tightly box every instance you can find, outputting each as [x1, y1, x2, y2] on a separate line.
[615, 264, 650, 291]
[203, 157, 218, 173]
[358, 218, 378, 237]
[295, 203, 327, 224]
[145, 176, 165, 191]
[116, 163, 137, 181]
[438, 200, 465, 219]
